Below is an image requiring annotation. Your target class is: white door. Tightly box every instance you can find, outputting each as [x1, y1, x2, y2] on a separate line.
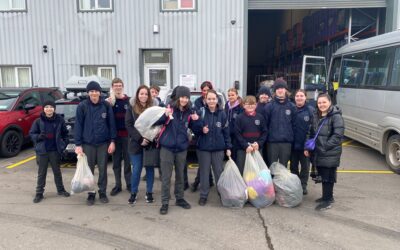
[144, 64, 171, 99]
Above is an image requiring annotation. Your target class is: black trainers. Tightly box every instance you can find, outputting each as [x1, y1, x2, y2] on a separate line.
[58, 190, 70, 197]
[190, 182, 199, 192]
[315, 201, 332, 211]
[160, 204, 169, 215]
[128, 193, 137, 204]
[176, 199, 191, 209]
[99, 193, 109, 203]
[110, 186, 122, 196]
[315, 197, 335, 203]
[87, 193, 96, 206]
[33, 193, 43, 203]
[198, 197, 207, 206]
[145, 192, 154, 203]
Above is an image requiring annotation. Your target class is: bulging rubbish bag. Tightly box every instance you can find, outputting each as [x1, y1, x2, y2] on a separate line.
[71, 154, 95, 194]
[134, 106, 168, 141]
[217, 158, 248, 208]
[270, 162, 303, 208]
[243, 152, 275, 208]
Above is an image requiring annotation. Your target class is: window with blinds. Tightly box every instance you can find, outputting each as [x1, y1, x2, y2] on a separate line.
[0, 0, 26, 11]
[81, 65, 116, 80]
[0, 66, 32, 87]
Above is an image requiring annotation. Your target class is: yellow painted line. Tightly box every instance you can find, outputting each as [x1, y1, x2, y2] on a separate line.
[188, 163, 199, 169]
[337, 170, 394, 174]
[342, 139, 354, 146]
[6, 156, 36, 169]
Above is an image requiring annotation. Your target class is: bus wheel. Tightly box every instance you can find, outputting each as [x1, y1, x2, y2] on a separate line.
[386, 134, 400, 174]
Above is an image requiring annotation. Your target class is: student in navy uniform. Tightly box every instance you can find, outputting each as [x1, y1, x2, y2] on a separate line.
[192, 89, 232, 206]
[255, 86, 271, 164]
[30, 101, 70, 203]
[224, 88, 244, 162]
[234, 96, 268, 175]
[74, 81, 117, 206]
[290, 89, 314, 195]
[125, 85, 155, 205]
[190, 81, 215, 192]
[106, 78, 132, 196]
[155, 86, 199, 215]
[263, 79, 296, 167]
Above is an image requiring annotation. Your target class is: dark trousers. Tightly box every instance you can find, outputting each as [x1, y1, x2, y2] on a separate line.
[83, 143, 108, 194]
[266, 143, 292, 167]
[236, 149, 246, 176]
[35, 151, 65, 194]
[160, 147, 187, 205]
[193, 150, 214, 185]
[112, 137, 131, 189]
[290, 149, 310, 189]
[197, 150, 224, 199]
[318, 166, 337, 201]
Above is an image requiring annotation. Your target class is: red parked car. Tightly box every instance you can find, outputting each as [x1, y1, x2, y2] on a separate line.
[0, 87, 63, 157]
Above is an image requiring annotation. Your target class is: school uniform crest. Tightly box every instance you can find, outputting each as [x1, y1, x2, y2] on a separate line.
[285, 109, 291, 115]
[233, 113, 238, 119]
[124, 104, 128, 110]
[255, 119, 260, 125]
[216, 122, 222, 128]
[304, 115, 310, 122]
[101, 112, 107, 119]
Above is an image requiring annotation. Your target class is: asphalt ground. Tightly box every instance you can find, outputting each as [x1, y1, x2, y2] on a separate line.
[0, 139, 399, 250]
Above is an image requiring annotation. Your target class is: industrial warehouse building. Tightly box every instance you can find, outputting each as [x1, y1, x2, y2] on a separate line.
[1, 0, 399, 97]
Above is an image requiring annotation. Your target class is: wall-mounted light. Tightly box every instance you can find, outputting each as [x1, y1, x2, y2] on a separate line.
[153, 24, 159, 34]
[42, 45, 48, 53]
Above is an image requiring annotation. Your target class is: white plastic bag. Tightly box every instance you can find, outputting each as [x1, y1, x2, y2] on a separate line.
[243, 152, 275, 208]
[134, 106, 167, 141]
[270, 162, 303, 208]
[71, 154, 95, 194]
[217, 158, 248, 208]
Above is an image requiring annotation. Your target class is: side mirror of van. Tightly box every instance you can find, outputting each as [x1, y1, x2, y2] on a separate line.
[23, 103, 35, 113]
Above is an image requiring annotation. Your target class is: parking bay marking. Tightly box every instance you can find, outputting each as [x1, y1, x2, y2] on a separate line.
[6, 156, 36, 169]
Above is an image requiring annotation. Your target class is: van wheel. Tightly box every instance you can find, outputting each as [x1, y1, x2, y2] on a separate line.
[386, 134, 400, 174]
[0, 130, 23, 157]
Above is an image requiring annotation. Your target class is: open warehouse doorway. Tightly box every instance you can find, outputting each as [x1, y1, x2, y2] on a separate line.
[247, 5, 386, 96]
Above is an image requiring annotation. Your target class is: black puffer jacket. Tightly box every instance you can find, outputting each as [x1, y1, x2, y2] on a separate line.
[309, 105, 344, 168]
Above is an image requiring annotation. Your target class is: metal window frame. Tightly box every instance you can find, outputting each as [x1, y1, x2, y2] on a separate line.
[77, 0, 114, 13]
[80, 65, 116, 79]
[160, 0, 197, 12]
[0, 65, 32, 87]
[0, 0, 27, 12]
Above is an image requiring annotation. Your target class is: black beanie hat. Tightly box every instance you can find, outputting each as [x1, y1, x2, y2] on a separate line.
[86, 81, 102, 92]
[43, 100, 56, 110]
[175, 86, 191, 99]
[273, 79, 288, 91]
[257, 86, 271, 97]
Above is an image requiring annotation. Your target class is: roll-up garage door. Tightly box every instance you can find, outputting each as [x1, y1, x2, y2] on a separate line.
[248, 0, 387, 10]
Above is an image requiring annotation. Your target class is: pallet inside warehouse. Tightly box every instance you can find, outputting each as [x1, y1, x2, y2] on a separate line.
[248, 8, 386, 95]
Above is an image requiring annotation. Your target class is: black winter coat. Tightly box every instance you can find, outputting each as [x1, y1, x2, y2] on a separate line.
[125, 104, 146, 155]
[309, 106, 345, 168]
[30, 113, 69, 155]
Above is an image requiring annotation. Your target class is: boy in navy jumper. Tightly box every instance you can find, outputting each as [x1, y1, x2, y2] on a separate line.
[30, 101, 70, 203]
[106, 78, 131, 196]
[234, 96, 268, 175]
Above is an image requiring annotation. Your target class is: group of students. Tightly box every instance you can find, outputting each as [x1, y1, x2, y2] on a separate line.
[30, 77, 344, 213]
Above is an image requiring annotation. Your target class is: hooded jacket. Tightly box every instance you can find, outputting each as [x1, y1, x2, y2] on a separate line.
[30, 113, 69, 155]
[224, 101, 244, 137]
[293, 103, 315, 150]
[309, 106, 345, 168]
[74, 98, 117, 146]
[263, 96, 296, 143]
[192, 106, 232, 151]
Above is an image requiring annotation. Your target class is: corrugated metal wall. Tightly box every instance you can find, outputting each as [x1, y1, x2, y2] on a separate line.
[0, 0, 245, 96]
[248, 0, 387, 9]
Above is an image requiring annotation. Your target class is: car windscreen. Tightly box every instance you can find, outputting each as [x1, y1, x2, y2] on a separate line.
[0, 92, 19, 111]
[56, 103, 78, 122]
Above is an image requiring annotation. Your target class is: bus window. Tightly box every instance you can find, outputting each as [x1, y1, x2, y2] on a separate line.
[363, 48, 394, 88]
[328, 57, 341, 104]
[390, 47, 400, 88]
[341, 53, 366, 87]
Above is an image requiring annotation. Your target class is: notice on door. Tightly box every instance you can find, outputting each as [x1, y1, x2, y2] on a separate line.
[180, 74, 196, 90]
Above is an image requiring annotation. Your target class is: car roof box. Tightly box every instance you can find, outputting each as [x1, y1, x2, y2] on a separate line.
[64, 75, 111, 92]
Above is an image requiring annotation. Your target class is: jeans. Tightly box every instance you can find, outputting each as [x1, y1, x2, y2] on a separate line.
[130, 153, 154, 194]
